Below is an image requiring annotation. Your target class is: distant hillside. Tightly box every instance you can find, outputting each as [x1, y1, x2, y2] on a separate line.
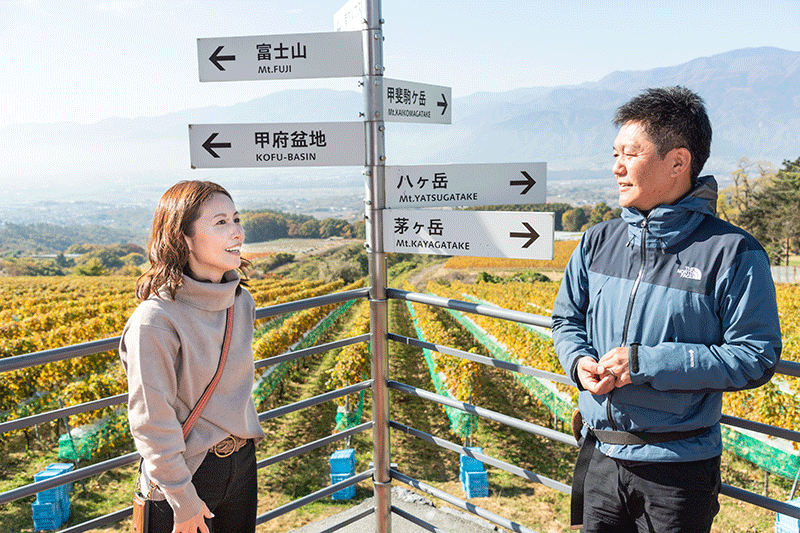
[3, 47, 798, 203]
[391, 47, 800, 171]
[0, 222, 140, 254]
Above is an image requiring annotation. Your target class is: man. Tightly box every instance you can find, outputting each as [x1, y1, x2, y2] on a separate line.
[552, 86, 781, 532]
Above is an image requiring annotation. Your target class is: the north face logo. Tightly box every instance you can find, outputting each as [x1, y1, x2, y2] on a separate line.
[677, 265, 702, 280]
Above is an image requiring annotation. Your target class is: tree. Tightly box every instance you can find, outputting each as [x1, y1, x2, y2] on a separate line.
[319, 218, 352, 238]
[562, 207, 588, 232]
[243, 212, 289, 242]
[738, 157, 800, 265]
[297, 219, 321, 238]
[352, 219, 366, 240]
[74, 258, 109, 276]
[717, 158, 774, 225]
[74, 247, 124, 270]
[588, 202, 612, 227]
[603, 207, 622, 222]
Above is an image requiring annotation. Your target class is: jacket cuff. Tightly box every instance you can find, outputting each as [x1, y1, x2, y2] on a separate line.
[629, 343, 640, 374]
[571, 357, 586, 391]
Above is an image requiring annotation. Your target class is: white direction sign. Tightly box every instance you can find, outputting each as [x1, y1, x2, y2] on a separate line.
[334, 0, 365, 31]
[189, 122, 365, 168]
[382, 78, 451, 124]
[383, 209, 554, 260]
[198, 31, 363, 82]
[386, 163, 546, 208]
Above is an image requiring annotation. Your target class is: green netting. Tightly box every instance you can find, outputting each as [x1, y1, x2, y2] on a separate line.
[405, 301, 477, 440]
[58, 429, 95, 461]
[444, 293, 800, 480]
[440, 305, 574, 425]
[722, 425, 800, 479]
[254, 311, 296, 339]
[58, 411, 130, 461]
[252, 299, 358, 406]
[335, 390, 365, 432]
[56, 300, 358, 460]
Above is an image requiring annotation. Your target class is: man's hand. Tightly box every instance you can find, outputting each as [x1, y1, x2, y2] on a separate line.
[576, 356, 616, 395]
[598, 347, 631, 388]
[577, 348, 630, 394]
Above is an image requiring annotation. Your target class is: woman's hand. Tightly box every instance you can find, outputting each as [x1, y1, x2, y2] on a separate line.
[173, 504, 213, 533]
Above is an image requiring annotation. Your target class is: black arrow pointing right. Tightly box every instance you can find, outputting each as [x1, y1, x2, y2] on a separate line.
[510, 222, 540, 248]
[438, 94, 448, 115]
[510, 171, 536, 195]
[209, 46, 236, 71]
[202, 133, 231, 158]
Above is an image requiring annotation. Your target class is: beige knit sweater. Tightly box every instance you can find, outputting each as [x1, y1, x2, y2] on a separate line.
[119, 271, 265, 523]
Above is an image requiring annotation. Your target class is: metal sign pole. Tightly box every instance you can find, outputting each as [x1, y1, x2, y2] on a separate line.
[363, 1, 391, 532]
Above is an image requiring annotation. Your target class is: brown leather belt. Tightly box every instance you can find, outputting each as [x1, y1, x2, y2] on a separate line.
[211, 435, 249, 458]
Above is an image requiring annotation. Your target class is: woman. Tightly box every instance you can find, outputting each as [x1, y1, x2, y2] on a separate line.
[120, 181, 264, 533]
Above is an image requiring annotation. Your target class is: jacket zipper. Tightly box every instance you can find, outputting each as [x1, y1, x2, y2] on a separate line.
[607, 218, 648, 431]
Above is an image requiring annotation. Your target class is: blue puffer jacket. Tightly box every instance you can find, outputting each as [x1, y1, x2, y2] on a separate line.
[552, 175, 782, 462]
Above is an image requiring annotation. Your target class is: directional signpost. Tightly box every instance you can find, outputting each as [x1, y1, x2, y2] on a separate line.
[384, 209, 554, 260]
[189, 122, 365, 168]
[192, 3, 555, 531]
[385, 162, 546, 208]
[334, 0, 365, 31]
[197, 31, 363, 82]
[382, 78, 452, 124]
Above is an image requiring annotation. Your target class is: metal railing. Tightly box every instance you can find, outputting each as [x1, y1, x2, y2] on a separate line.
[3, 284, 800, 532]
[1, 288, 375, 533]
[386, 287, 800, 528]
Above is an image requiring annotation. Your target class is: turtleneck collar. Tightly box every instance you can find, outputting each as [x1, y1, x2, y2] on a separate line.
[621, 175, 718, 249]
[165, 270, 239, 311]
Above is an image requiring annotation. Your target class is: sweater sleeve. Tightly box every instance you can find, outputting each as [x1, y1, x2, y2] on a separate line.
[120, 319, 204, 524]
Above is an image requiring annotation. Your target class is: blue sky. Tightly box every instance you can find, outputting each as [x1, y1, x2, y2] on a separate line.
[1, 0, 798, 128]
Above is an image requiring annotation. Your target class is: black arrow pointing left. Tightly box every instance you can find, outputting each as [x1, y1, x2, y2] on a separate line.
[510, 171, 536, 195]
[510, 222, 540, 248]
[438, 94, 448, 115]
[202, 133, 231, 158]
[209, 46, 236, 71]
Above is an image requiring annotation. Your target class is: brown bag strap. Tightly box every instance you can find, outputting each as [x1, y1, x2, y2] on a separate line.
[137, 305, 235, 496]
[182, 304, 234, 439]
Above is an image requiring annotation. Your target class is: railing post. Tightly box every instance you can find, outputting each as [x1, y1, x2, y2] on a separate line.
[362, 1, 390, 532]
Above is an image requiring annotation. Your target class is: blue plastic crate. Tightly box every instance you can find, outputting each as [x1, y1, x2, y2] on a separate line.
[32, 500, 60, 519]
[330, 473, 356, 500]
[34, 488, 60, 504]
[33, 516, 62, 532]
[59, 497, 71, 524]
[34, 468, 69, 502]
[463, 470, 488, 498]
[330, 449, 356, 474]
[32, 500, 63, 531]
[46, 463, 74, 493]
[460, 447, 484, 473]
[777, 497, 800, 532]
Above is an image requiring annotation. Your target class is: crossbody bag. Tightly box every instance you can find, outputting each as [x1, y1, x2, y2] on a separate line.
[131, 304, 234, 533]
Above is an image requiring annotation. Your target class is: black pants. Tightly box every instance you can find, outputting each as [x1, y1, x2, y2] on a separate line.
[148, 440, 257, 533]
[582, 444, 720, 533]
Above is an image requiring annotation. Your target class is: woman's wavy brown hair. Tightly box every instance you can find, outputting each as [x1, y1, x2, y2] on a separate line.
[136, 180, 249, 301]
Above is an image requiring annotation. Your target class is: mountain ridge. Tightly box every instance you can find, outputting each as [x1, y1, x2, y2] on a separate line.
[3, 47, 798, 203]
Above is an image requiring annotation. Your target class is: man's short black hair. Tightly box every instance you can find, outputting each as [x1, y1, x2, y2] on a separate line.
[614, 86, 712, 180]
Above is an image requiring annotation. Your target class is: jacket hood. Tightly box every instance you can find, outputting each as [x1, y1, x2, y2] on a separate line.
[622, 175, 718, 249]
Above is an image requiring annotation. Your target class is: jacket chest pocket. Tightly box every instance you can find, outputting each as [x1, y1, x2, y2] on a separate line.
[586, 276, 620, 353]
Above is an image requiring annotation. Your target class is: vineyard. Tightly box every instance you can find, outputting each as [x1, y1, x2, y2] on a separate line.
[1, 255, 799, 532]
